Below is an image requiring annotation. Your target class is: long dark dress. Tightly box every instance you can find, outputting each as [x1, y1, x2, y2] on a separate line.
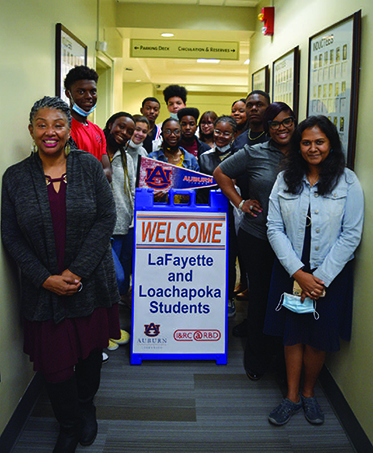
[23, 174, 120, 375]
[264, 213, 353, 352]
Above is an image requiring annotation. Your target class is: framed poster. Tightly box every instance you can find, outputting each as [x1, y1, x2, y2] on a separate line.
[307, 11, 361, 168]
[55, 23, 87, 104]
[252, 65, 269, 92]
[272, 46, 300, 119]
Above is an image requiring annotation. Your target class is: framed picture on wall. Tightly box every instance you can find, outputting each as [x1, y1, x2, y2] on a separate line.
[252, 65, 269, 93]
[55, 23, 87, 104]
[272, 46, 300, 119]
[307, 10, 361, 168]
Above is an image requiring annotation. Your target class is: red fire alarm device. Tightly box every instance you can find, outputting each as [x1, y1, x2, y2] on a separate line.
[258, 7, 274, 36]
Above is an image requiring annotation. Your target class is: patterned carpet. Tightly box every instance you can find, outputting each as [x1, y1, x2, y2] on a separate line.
[12, 301, 356, 453]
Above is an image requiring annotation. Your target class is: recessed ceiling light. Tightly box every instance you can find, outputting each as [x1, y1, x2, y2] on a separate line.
[161, 33, 174, 37]
[244, 59, 250, 65]
[197, 59, 220, 64]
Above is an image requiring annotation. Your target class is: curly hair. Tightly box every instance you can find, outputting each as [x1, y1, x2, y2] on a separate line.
[29, 96, 71, 127]
[283, 115, 345, 195]
[64, 66, 98, 90]
[163, 85, 187, 104]
[215, 115, 238, 135]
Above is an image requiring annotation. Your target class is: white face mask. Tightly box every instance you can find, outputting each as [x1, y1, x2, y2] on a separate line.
[128, 139, 142, 150]
[216, 143, 231, 153]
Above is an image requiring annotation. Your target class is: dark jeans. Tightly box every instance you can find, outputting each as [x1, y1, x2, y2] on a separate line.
[228, 218, 238, 300]
[238, 228, 277, 375]
[112, 228, 134, 296]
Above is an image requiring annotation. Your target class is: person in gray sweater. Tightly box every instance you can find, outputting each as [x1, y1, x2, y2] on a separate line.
[1, 96, 120, 453]
[103, 112, 136, 301]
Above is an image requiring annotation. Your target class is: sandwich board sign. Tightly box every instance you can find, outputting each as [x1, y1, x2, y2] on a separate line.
[131, 188, 228, 365]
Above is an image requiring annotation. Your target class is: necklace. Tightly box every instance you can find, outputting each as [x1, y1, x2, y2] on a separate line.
[248, 129, 265, 141]
[307, 175, 319, 187]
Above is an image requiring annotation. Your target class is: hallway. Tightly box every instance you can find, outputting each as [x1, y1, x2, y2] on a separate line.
[12, 302, 356, 453]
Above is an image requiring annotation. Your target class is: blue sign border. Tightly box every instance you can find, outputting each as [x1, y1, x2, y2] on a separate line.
[131, 188, 228, 365]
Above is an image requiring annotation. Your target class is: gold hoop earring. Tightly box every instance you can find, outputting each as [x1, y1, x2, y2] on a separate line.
[31, 140, 38, 153]
[64, 142, 71, 157]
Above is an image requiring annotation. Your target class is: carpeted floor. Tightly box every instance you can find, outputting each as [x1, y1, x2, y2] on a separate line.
[12, 300, 356, 453]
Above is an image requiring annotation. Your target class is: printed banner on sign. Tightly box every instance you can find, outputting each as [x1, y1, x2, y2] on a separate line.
[132, 208, 227, 361]
[138, 156, 216, 192]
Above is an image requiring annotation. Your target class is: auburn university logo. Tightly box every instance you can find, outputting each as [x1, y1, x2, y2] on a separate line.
[145, 166, 172, 189]
[144, 322, 160, 337]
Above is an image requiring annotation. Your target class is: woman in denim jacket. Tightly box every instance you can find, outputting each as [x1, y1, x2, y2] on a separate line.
[265, 116, 364, 426]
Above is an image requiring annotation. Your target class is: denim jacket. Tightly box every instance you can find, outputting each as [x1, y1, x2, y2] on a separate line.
[267, 168, 364, 287]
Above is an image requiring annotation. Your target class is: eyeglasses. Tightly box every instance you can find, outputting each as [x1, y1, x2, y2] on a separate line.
[164, 129, 181, 136]
[214, 129, 233, 137]
[268, 117, 295, 130]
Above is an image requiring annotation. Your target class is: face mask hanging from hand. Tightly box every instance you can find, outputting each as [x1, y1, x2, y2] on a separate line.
[276, 293, 319, 320]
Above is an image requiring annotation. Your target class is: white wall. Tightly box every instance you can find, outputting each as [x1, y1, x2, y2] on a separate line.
[0, 0, 121, 435]
[250, 0, 373, 442]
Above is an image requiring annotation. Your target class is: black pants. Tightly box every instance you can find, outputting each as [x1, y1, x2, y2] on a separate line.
[228, 214, 239, 300]
[238, 229, 277, 374]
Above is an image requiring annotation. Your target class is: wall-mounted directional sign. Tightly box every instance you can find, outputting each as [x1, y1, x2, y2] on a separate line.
[130, 39, 239, 61]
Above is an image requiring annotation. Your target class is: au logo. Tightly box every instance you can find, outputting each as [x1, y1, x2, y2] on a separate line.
[144, 322, 160, 337]
[145, 166, 172, 189]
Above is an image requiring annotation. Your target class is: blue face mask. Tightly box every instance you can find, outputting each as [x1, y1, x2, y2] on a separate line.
[69, 92, 97, 117]
[169, 112, 179, 120]
[276, 293, 319, 320]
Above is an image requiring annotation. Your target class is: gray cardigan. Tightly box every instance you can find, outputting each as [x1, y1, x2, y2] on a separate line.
[1, 150, 119, 323]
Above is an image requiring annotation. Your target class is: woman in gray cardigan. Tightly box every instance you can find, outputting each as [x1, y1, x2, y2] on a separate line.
[1, 96, 120, 453]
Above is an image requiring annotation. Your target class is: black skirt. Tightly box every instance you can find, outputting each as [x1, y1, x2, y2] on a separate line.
[264, 223, 354, 352]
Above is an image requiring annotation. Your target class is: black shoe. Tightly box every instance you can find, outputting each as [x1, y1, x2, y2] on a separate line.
[232, 319, 248, 337]
[46, 376, 82, 453]
[54, 421, 82, 453]
[246, 369, 263, 381]
[79, 402, 98, 446]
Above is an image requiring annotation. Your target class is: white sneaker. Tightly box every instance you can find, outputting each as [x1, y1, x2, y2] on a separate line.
[102, 352, 109, 363]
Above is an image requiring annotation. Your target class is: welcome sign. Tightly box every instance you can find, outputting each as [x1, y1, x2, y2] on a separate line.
[131, 189, 228, 365]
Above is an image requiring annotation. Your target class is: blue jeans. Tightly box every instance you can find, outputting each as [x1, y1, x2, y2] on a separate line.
[112, 228, 134, 295]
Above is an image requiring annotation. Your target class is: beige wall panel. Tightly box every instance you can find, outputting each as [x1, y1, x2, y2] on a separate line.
[250, 0, 373, 442]
[0, 0, 116, 436]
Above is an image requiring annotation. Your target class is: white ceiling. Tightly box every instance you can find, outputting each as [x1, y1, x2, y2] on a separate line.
[115, 0, 260, 91]
[117, 0, 258, 6]
[119, 27, 253, 92]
